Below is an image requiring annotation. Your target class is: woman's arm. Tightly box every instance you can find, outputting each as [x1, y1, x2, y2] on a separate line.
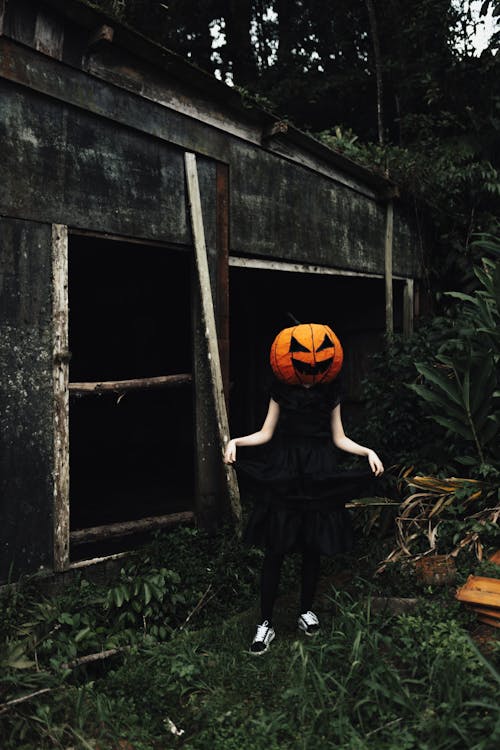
[331, 404, 384, 476]
[224, 398, 280, 464]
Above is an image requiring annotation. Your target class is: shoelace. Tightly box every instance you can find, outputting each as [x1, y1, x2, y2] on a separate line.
[301, 611, 319, 626]
[254, 621, 271, 641]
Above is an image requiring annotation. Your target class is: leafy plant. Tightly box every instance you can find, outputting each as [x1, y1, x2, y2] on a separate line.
[407, 231, 500, 472]
[104, 563, 184, 642]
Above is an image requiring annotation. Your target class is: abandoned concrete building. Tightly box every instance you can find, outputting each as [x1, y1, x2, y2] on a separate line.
[0, 0, 422, 581]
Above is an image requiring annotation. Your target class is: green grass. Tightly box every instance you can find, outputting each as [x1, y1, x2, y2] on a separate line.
[1, 527, 499, 750]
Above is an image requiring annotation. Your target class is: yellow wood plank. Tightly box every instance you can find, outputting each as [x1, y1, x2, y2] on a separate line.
[456, 588, 500, 607]
[462, 576, 500, 593]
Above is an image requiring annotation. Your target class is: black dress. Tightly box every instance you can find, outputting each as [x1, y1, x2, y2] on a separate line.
[236, 380, 373, 556]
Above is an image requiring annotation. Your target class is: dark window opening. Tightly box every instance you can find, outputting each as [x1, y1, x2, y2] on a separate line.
[229, 267, 403, 436]
[68, 236, 193, 559]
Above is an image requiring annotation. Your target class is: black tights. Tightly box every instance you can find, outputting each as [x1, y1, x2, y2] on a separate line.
[260, 549, 321, 625]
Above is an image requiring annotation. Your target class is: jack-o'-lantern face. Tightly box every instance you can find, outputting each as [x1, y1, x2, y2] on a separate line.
[270, 323, 343, 386]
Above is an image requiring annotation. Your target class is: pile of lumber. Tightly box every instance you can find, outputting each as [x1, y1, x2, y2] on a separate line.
[455, 551, 500, 628]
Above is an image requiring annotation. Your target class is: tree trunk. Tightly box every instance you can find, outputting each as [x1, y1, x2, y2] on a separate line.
[224, 0, 255, 86]
[365, 0, 384, 146]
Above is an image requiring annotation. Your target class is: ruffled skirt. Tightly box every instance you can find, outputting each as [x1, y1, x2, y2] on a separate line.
[236, 434, 374, 556]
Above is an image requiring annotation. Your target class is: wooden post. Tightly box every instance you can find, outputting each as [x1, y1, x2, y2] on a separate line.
[185, 153, 242, 531]
[384, 200, 394, 335]
[216, 162, 230, 405]
[52, 224, 70, 572]
[403, 278, 414, 337]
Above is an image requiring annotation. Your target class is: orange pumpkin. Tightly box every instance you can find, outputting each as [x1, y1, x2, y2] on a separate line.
[270, 323, 343, 386]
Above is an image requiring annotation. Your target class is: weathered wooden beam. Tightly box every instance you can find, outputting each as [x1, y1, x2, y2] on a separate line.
[52, 224, 70, 573]
[229, 255, 409, 282]
[384, 200, 394, 335]
[69, 373, 192, 396]
[70, 511, 194, 545]
[191, 282, 221, 531]
[185, 152, 242, 531]
[216, 162, 230, 404]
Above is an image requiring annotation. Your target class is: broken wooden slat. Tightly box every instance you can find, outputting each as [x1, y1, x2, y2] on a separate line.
[184, 152, 242, 531]
[70, 511, 195, 545]
[69, 551, 131, 570]
[69, 373, 192, 396]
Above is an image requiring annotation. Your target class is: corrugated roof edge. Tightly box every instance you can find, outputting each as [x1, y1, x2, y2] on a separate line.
[43, 0, 394, 196]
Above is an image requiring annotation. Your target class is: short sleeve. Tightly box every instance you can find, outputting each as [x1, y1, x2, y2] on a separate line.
[326, 378, 343, 410]
[269, 379, 286, 405]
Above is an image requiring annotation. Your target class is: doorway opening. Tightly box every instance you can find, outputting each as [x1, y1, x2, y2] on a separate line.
[228, 265, 402, 435]
[68, 235, 193, 560]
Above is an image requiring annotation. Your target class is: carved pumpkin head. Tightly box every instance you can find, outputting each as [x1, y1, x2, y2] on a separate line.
[270, 323, 343, 386]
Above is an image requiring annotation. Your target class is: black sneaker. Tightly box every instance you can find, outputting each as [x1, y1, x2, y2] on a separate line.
[250, 620, 275, 655]
[298, 611, 320, 636]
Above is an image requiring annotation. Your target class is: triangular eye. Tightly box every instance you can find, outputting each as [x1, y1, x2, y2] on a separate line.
[290, 335, 310, 353]
[316, 333, 333, 352]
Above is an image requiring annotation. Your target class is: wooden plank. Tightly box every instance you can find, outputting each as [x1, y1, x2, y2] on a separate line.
[216, 162, 230, 404]
[185, 152, 241, 531]
[71, 511, 194, 545]
[229, 255, 409, 281]
[489, 550, 500, 565]
[403, 278, 414, 337]
[385, 199, 394, 335]
[191, 278, 221, 531]
[455, 588, 500, 607]
[52, 223, 70, 572]
[461, 576, 500, 593]
[69, 373, 191, 395]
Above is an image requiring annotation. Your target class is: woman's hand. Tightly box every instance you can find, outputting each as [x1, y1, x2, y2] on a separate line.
[224, 439, 237, 464]
[367, 449, 384, 476]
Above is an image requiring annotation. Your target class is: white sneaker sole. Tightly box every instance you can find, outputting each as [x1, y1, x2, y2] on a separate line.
[299, 627, 320, 637]
[249, 630, 275, 655]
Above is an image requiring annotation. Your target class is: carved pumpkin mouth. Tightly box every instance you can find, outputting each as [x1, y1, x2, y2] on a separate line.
[292, 356, 333, 375]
